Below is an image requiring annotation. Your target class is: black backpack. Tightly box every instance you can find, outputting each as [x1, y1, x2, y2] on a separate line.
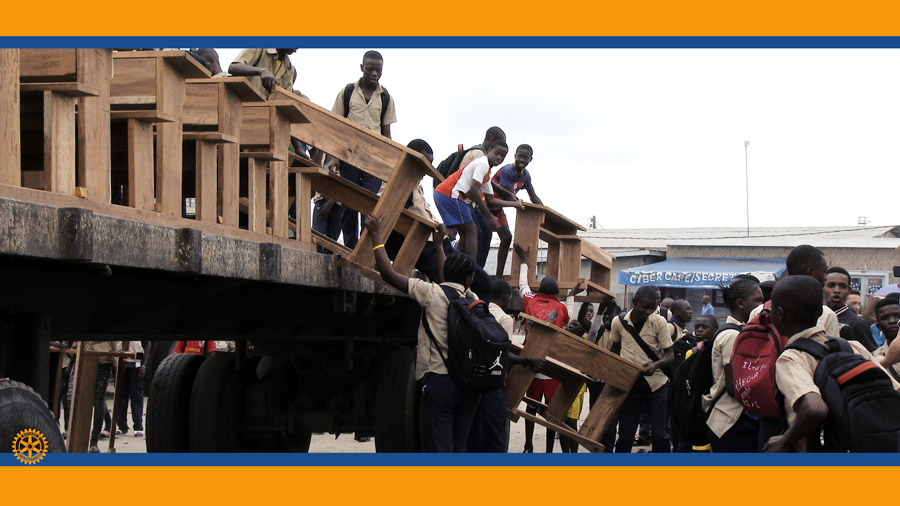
[432, 146, 480, 188]
[341, 82, 390, 125]
[421, 285, 510, 392]
[670, 323, 742, 447]
[784, 337, 900, 452]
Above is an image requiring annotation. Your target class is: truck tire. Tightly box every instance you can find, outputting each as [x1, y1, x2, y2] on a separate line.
[374, 347, 422, 452]
[143, 341, 176, 397]
[0, 379, 66, 454]
[188, 353, 249, 452]
[146, 353, 205, 452]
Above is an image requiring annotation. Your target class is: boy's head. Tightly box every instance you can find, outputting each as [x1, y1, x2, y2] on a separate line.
[847, 289, 862, 314]
[786, 245, 827, 284]
[514, 144, 533, 170]
[759, 280, 776, 303]
[360, 50, 384, 85]
[770, 276, 824, 337]
[538, 275, 559, 296]
[443, 252, 475, 287]
[492, 279, 512, 310]
[407, 138, 434, 164]
[875, 294, 900, 343]
[823, 266, 851, 309]
[693, 315, 719, 341]
[483, 126, 506, 151]
[671, 299, 693, 323]
[630, 286, 659, 325]
[660, 297, 674, 310]
[702, 295, 710, 305]
[487, 141, 509, 167]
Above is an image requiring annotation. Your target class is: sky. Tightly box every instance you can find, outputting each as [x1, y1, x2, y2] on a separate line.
[217, 47, 900, 231]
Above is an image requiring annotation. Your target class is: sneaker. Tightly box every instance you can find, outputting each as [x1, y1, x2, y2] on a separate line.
[116, 428, 128, 435]
[98, 430, 110, 440]
[89, 445, 100, 453]
[133, 430, 144, 437]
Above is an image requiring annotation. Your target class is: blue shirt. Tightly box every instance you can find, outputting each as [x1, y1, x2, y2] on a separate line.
[701, 303, 715, 316]
[871, 323, 886, 348]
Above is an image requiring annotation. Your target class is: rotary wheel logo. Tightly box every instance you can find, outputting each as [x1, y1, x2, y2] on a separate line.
[12, 428, 48, 465]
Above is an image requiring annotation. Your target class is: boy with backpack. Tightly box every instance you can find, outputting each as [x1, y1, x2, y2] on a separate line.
[763, 276, 900, 452]
[365, 214, 484, 452]
[669, 314, 718, 452]
[330, 50, 398, 249]
[609, 285, 674, 453]
[434, 142, 524, 263]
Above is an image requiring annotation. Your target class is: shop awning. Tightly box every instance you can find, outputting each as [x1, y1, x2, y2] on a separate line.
[619, 257, 786, 289]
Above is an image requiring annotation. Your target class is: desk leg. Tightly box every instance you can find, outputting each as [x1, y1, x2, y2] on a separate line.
[392, 222, 432, 276]
[296, 172, 312, 243]
[579, 384, 629, 442]
[127, 118, 155, 211]
[247, 158, 267, 233]
[0, 48, 20, 186]
[67, 344, 97, 453]
[195, 139, 217, 223]
[43, 91, 76, 195]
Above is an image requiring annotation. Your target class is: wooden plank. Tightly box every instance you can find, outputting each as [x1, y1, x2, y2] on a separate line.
[20, 82, 99, 96]
[522, 202, 586, 234]
[312, 229, 352, 256]
[183, 81, 220, 126]
[66, 342, 96, 453]
[76, 48, 112, 205]
[127, 118, 155, 211]
[579, 384, 629, 443]
[19, 49, 77, 81]
[352, 153, 422, 269]
[0, 49, 20, 186]
[247, 157, 267, 233]
[186, 77, 266, 102]
[155, 58, 185, 216]
[113, 50, 211, 79]
[580, 238, 614, 268]
[296, 173, 312, 242]
[510, 341, 593, 384]
[558, 238, 583, 285]
[392, 221, 432, 275]
[512, 408, 604, 453]
[544, 372, 585, 422]
[182, 132, 236, 143]
[510, 204, 544, 287]
[545, 241, 560, 280]
[219, 85, 242, 227]
[43, 90, 76, 195]
[109, 57, 156, 100]
[239, 105, 271, 147]
[272, 88, 440, 182]
[110, 110, 175, 123]
[520, 313, 643, 391]
[195, 140, 217, 223]
[269, 160, 288, 237]
[505, 334, 554, 414]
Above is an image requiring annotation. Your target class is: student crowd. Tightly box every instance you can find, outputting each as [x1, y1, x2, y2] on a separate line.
[193, 48, 900, 453]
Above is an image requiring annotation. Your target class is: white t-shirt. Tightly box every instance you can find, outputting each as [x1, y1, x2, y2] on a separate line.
[449, 156, 495, 199]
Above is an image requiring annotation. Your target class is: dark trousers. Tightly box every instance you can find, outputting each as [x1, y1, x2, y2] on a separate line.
[422, 374, 481, 452]
[471, 206, 492, 268]
[90, 363, 113, 445]
[708, 412, 760, 453]
[339, 163, 382, 249]
[757, 416, 786, 451]
[466, 388, 508, 452]
[115, 365, 144, 432]
[312, 199, 342, 253]
[615, 378, 670, 453]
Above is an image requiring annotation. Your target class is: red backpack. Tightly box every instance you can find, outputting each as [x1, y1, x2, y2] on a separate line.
[731, 302, 788, 418]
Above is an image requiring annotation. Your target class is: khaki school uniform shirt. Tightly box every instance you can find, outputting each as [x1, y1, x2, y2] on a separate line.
[408, 279, 473, 381]
[873, 341, 900, 382]
[776, 325, 900, 432]
[82, 341, 121, 365]
[331, 81, 397, 133]
[609, 311, 673, 392]
[232, 48, 297, 98]
[488, 303, 514, 338]
[749, 303, 840, 336]
[703, 316, 746, 438]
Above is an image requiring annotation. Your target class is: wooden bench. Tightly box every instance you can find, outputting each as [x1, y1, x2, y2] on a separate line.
[0, 49, 19, 187]
[506, 313, 644, 452]
[512, 202, 614, 303]
[268, 87, 441, 271]
[110, 50, 210, 215]
[239, 100, 308, 237]
[17, 49, 112, 200]
[183, 77, 266, 224]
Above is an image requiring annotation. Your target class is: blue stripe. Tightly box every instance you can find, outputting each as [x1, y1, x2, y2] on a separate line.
[4, 452, 899, 466]
[5, 36, 900, 48]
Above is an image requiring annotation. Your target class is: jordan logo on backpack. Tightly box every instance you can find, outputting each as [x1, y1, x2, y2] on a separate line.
[490, 352, 504, 376]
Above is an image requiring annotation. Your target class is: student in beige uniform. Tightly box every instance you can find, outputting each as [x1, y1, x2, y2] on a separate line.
[748, 245, 839, 335]
[763, 276, 900, 452]
[704, 278, 763, 452]
[366, 215, 479, 452]
[872, 295, 900, 381]
[609, 285, 674, 453]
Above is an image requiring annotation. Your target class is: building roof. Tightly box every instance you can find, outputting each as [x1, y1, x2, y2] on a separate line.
[580, 225, 900, 250]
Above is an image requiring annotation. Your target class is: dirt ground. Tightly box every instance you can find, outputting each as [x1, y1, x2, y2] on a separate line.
[86, 395, 649, 454]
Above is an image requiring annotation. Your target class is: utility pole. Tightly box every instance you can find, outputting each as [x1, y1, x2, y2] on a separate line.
[744, 140, 750, 238]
